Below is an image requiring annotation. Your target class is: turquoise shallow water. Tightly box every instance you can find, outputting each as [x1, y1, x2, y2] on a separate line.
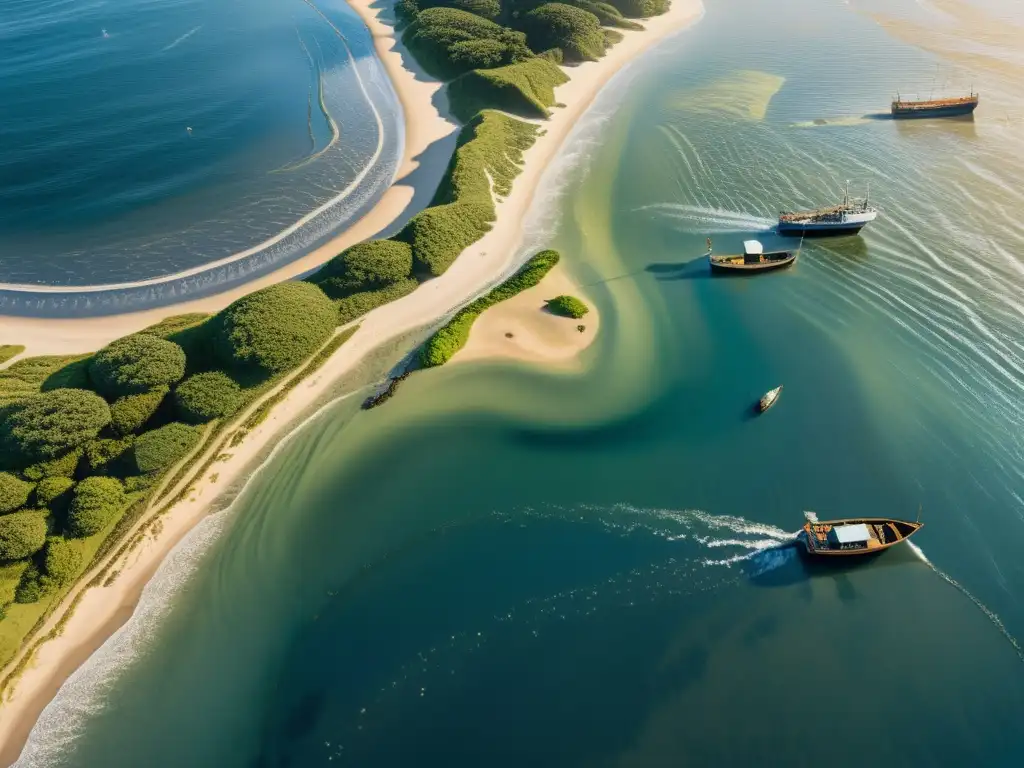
[0, 0, 400, 309]
[14, 0, 1024, 765]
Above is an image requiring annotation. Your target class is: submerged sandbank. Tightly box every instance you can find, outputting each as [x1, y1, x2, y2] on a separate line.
[0, 1, 706, 762]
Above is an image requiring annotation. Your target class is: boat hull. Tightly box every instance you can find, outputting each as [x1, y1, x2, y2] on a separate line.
[891, 102, 978, 119]
[708, 253, 796, 274]
[777, 221, 868, 237]
[801, 517, 922, 557]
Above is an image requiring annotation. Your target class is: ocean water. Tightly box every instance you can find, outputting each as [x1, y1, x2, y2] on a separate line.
[13, 0, 1024, 765]
[0, 0, 401, 313]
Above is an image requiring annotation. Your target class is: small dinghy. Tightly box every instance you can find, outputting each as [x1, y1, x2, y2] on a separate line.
[708, 239, 797, 274]
[759, 386, 782, 413]
[800, 515, 923, 557]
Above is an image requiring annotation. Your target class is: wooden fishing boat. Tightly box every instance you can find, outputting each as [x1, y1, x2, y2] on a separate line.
[759, 385, 782, 413]
[891, 91, 978, 119]
[708, 239, 796, 274]
[800, 516, 923, 557]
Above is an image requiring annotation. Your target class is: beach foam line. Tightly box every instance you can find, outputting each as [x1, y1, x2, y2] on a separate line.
[12, 388, 360, 767]
[908, 541, 1024, 663]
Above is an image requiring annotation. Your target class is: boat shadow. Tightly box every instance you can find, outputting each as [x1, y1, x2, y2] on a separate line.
[747, 538, 924, 594]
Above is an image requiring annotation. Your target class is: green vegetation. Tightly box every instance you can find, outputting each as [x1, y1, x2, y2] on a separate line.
[109, 386, 168, 436]
[67, 477, 125, 538]
[421, 249, 561, 366]
[22, 447, 83, 482]
[336, 278, 420, 325]
[0, 354, 90, 408]
[41, 537, 83, 588]
[545, 294, 590, 318]
[0, 346, 25, 366]
[174, 372, 242, 423]
[89, 334, 186, 399]
[0, 389, 111, 465]
[521, 4, 608, 62]
[0, 512, 47, 561]
[0, 473, 32, 515]
[447, 57, 568, 121]
[84, 436, 135, 475]
[132, 422, 202, 475]
[212, 282, 337, 374]
[608, 0, 670, 17]
[403, 8, 532, 80]
[398, 111, 539, 276]
[311, 240, 414, 300]
[34, 477, 75, 512]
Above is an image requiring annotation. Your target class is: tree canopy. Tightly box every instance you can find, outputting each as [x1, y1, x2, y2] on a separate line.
[311, 240, 414, 300]
[0, 511, 48, 561]
[174, 372, 242, 423]
[0, 388, 111, 463]
[0, 472, 33, 514]
[211, 282, 337, 373]
[67, 476, 125, 538]
[132, 422, 202, 474]
[89, 334, 186, 399]
[521, 4, 607, 62]
[109, 386, 169, 436]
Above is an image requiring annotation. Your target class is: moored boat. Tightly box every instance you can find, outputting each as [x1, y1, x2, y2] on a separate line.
[708, 239, 797, 274]
[759, 385, 782, 413]
[891, 91, 978, 119]
[800, 516, 923, 557]
[778, 183, 877, 236]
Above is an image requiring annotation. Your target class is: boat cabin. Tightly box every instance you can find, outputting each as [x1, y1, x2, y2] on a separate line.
[743, 240, 763, 264]
[828, 523, 871, 551]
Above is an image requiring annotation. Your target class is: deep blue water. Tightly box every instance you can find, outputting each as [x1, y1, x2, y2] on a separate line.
[0, 0, 401, 305]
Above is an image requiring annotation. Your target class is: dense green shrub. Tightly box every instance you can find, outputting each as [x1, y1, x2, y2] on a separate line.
[336, 279, 420, 325]
[34, 476, 75, 511]
[141, 314, 216, 375]
[311, 240, 414, 300]
[421, 0, 502, 19]
[522, 4, 607, 62]
[398, 112, 539, 276]
[22, 446, 83, 482]
[401, 201, 496, 277]
[41, 536, 83, 588]
[545, 294, 590, 318]
[174, 372, 242, 423]
[1, 388, 111, 463]
[607, 0, 670, 17]
[421, 249, 560, 366]
[212, 282, 337, 374]
[84, 436, 135, 475]
[14, 563, 43, 604]
[132, 422, 202, 474]
[109, 385, 168, 436]
[67, 476, 125, 538]
[0, 354, 90, 409]
[0, 472, 32, 514]
[396, 0, 420, 25]
[509, 0, 642, 28]
[89, 334, 186, 399]
[447, 57, 568, 122]
[0, 511, 48, 561]
[403, 8, 532, 79]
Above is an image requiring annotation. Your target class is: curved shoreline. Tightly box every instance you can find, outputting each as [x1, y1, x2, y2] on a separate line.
[0, 1, 706, 763]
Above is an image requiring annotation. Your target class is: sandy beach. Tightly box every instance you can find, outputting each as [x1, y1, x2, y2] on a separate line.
[456, 264, 600, 369]
[0, 0, 705, 762]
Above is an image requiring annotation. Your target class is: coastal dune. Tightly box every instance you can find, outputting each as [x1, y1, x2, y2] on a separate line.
[0, 0, 706, 763]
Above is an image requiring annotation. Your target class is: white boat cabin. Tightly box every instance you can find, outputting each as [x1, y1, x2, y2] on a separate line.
[743, 240, 764, 256]
[828, 523, 871, 549]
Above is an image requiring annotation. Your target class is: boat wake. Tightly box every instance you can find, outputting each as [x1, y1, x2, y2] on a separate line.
[636, 203, 776, 233]
[907, 542, 1024, 663]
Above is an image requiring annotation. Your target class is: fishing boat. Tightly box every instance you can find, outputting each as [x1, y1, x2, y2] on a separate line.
[800, 515, 923, 557]
[707, 239, 797, 274]
[778, 182, 877, 236]
[759, 386, 782, 413]
[891, 91, 979, 119]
